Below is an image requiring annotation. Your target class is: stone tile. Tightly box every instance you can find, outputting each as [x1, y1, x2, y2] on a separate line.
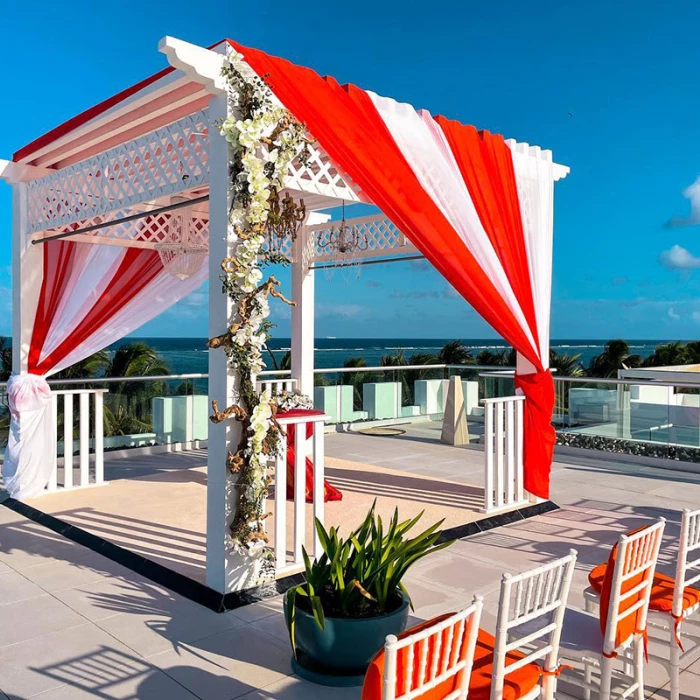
[19, 555, 133, 593]
[399, 577, 472, 621]
[249, 611, 290, 644]
[93, 587, 246, 657]
[0, 595, 86, 648]
[52, 574, 158, 622]
[229, 596, 284, 623]
[0, 570, 45, 605]
[0, 624, 166, 698]
[149, 626, 293, 700]
[237, 674, 361, 699]
[0, 523, 99, 572]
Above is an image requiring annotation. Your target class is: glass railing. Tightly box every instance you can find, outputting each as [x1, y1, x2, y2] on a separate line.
[312, 364, 498, 424]
[480, 371, 700, 454]
[5, 367, 700, 461]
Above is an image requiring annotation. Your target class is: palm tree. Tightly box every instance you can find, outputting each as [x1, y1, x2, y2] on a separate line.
[476, 347, 515, 366]
[101, 342, 171, 428]
[343, 356, 369, 410]
[0, 336, 11, 381]
[51, 350, 110, 381]
[587, 340, 642, 378]
[549, 349, 584, 377]
[642, 341, 693, 368]
[380, 349, 408, 367]
[438, 340, 474, 365]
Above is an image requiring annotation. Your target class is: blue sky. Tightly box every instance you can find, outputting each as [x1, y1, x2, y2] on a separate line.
[3, 1, 700, 340]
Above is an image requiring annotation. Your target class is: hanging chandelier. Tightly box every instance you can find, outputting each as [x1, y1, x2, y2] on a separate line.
[154, 202, 208, 280]
[265, 188, 306, 254]
[318, 201, 368, 256]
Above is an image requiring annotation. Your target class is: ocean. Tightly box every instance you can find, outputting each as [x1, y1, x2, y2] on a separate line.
[114, 338, 671, 376]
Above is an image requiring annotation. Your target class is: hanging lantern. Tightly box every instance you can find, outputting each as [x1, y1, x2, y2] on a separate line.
[155, 205, 208, 280]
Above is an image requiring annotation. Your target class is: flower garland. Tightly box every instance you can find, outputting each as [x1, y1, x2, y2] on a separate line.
[207, 49, 312, 565]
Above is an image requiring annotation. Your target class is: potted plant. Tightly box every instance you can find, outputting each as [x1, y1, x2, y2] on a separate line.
[284, 502, 453, 685]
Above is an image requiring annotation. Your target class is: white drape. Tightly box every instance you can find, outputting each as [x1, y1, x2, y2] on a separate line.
[507, 141, 555, 369]
[366, 91, 541, 363]
[3, 242, 208, 501]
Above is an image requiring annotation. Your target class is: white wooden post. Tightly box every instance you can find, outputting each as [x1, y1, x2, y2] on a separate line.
[205, 92, 257, 593]
[11, 181, 42, 375]
[291, 213, 329, 398]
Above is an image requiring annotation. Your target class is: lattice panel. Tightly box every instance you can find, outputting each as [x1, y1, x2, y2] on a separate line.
[48, 209, 209, 248]
[308, 215, 417, 262]
[26, 111, 210, 234]
[285, 141, 363, 203]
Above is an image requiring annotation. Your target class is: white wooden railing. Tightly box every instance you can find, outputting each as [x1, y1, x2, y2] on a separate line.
[271, 411, 328, 576]
[482, 395, 529, 515]
[255, 378, 298, 396]
[46, 389, 109, 494]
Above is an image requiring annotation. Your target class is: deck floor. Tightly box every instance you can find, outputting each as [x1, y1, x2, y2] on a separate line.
[24, 424, 489, 583]
[5, 427, 700, 697]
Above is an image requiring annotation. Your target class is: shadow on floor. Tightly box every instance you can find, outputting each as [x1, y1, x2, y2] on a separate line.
[325, 465, 483, 510]
[37, 507, 206, 581]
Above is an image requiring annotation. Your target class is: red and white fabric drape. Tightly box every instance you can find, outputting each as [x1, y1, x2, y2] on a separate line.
[230, 41, 557, 498]
[4, 239, 206, 500]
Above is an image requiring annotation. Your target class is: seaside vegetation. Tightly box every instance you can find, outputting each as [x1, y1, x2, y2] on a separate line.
[4, 336, 700, 443]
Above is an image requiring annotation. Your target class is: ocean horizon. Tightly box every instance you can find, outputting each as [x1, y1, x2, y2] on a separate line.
[109, 337, 678, 376]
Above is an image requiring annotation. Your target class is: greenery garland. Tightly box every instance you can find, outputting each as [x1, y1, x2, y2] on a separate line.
[207, 49, 310, 565]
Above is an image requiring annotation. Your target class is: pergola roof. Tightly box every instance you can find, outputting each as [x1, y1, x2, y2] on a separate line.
[13, 40, 230, 171]
[13, 37, 568, 180]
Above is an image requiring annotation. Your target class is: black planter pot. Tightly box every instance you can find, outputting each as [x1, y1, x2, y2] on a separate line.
[283, 589, 410, 687]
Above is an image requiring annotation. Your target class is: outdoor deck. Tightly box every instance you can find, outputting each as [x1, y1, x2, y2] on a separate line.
[3, 428, 700, 698]
[20, 422, 488, 583]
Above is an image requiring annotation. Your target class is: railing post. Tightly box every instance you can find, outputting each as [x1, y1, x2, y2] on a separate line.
[274, 435, 287, 568]
[481, 396, 527, 515]
[47, 393, 58, 492]
[312, 420, 324, 557]
[63, 393, 73, 490]
[94, 390, 104, 485]
[293, 424, 306, 566]
[79, 392, 90, 487]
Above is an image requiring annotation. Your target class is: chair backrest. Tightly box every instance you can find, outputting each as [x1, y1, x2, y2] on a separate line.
[381, 597, 483, 700]
[602, 518, 665, 655]
[491, 550, 578, 700]
[673, 508, 700, 617]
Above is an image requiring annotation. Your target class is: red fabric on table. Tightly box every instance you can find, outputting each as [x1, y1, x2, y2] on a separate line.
[278, 409, 342, 503]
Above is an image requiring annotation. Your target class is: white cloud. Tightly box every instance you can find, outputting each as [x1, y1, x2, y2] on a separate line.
[668, 307, 680, 320]
[668, 176, 700, 227]
[659, 244, 700, 270]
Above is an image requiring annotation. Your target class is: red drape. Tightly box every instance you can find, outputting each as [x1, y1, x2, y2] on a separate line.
[29, 241, 164, 375]
[230, 41, 555, 498]
[281, 409, 342, 503]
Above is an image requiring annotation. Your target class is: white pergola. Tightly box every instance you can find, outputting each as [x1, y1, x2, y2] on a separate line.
[1, 37, 569, 593]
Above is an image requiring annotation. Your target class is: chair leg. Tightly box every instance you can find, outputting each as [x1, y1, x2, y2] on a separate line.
[669, 633, 681, 700]
[634, 636, 645, 700]
[583, 660, 592, 700]
[600, 656, 613, 700]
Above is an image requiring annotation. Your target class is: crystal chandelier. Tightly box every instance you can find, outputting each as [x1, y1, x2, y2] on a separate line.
[155, 203, 208, 280]
[265, 189, 306, 254]
[318, 201, 368, 256]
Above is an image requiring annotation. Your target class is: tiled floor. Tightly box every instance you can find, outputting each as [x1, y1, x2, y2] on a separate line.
[2, 432, 700, 698]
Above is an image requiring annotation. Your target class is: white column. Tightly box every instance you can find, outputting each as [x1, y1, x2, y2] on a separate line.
[290, 213, 328, 397]
[206, 93, 255, 593]
[11, 182, 42, 374]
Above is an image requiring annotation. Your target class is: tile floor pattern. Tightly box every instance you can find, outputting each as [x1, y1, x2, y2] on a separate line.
[3, 433, 700, 698]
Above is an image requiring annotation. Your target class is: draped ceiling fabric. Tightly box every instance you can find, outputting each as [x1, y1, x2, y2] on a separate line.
[229, 40, 557, 498]
[4, 237, 206, 500]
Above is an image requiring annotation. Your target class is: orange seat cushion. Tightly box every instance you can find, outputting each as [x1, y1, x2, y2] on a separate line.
[590, 563, 700, 614]
[362, 620, 541, 700]
[468, 629, 541, 700]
